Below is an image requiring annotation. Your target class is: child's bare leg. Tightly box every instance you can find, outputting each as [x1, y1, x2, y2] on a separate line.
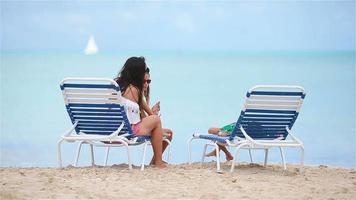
[207, 126, 234, 160]
[205, 145, 233, 161]
[220, 145, 234, 161]
[206, 127, 223, 156]
[208, 127, 221, 135]
[205, 144, 220, 157]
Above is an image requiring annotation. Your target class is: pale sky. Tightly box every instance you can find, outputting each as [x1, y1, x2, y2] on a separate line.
[1, 0, 355, 51]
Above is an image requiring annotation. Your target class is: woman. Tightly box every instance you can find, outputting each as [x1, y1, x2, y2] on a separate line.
[142, 69, 173, 163]
[115, 57, 166, 168]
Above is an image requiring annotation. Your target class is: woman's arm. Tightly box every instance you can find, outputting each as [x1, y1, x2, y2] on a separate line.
[141, 98, 154, 115]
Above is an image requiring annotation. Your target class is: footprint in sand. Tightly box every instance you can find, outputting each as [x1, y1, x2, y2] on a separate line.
[341, 187, 349, 193]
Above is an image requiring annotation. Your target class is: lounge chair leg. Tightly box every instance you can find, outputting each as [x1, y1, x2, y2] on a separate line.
[74, 141, 84, 167]
[230, 143, 248, 173]
[141, 142, 148, 171]
[230, 147, 240, 173]
[187, 137, 194, 164]
[164, 139, 172, 163]
[264, 149, 269, 167]
[248, 149, 253, 163]
[300, 146, 305, 172]
[104, 147, 110, 166]
[279, 147, 286, 170]
[90, 144, 95, 166]
[201, 144, 208, 164]
[124, 143, 132, 170]
[57, 139, 64, 168]
[214, 143, 221, 172]
[230, 156, 236, 173]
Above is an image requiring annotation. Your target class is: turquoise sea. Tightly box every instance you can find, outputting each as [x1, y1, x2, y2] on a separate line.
[1, 51, 355, 168]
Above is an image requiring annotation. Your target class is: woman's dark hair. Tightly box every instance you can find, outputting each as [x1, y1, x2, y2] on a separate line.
[144, 69, 150, 104]
[115, 56, 147, 108]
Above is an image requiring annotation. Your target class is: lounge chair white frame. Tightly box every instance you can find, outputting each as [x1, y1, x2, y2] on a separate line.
[57, 77, 171, 170]
[188, 85, 305, 172]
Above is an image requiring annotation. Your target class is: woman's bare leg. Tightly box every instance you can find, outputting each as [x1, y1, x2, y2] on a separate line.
[150, 128, 173, 164]
[139, 115, 166, 167]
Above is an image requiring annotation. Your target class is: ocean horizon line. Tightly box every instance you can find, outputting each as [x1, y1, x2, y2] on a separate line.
[1, 49, 355, 57]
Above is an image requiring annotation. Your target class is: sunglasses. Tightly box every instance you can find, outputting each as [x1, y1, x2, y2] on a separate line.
[144, 79, 151, 84]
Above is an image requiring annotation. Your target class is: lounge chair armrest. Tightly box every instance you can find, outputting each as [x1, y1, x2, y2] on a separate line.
[239, 125, 256, 144]
[226, 140, 234, 146]
[61, 121, 78, 137]
[127, 137, 139, 144]
[226, 138, 249, 146]
[286, 127, 303, 145]
[107, 122, 125, 142]
[192, 133, 200, 138]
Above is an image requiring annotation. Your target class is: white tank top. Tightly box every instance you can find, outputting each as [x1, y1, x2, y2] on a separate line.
[121, 97, 140, 124]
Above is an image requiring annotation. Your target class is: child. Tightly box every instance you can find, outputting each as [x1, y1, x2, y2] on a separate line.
[205, 123, 235, 161]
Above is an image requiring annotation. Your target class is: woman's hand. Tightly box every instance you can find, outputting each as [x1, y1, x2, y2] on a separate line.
[151, 101, 160, 115]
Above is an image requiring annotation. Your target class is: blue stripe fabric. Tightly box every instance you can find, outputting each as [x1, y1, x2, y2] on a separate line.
[67, 103, 122, 108]
[135, 135, 151, 143]
[69, 104, 132, 135]
[76, 121, 122, 124]
[60, 83, 120, 91]
[246, 91, 305, 99]
[80, 131, 117, 135]
[73, 116, 123, 120]
[228, 88, 304, 140]
[197, 135, 231, 143]
[66, 105, 123, 127]
[76, 127, 119, 131]
[71, 108, 122, 113]
[229, 110, 296, 140]
[193, 87, 304, 143]
[66, 102, 134, 136]
[61, 81, 141, 143]
[73, 112, 124, 116]
[245, 109, 297, 114]
[78, 124, 120, 128]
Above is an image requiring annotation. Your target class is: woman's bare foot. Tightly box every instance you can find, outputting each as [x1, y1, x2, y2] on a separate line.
[152, 161, 167, 168]
[150, 159, 168, 165]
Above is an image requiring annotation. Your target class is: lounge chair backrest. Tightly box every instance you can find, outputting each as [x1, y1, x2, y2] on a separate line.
[230, 85, 306, 140]
[60, 78, 133, 136]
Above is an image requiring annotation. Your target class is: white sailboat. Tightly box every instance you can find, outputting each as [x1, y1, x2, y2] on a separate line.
[84, 35, 98, 55]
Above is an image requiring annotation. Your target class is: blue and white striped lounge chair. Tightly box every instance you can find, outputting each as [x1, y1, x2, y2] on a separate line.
[188, 85, 306, 172]
[57, 77, 171, 170]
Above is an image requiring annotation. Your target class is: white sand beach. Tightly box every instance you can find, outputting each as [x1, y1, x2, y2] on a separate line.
[1, 162, 355, 199]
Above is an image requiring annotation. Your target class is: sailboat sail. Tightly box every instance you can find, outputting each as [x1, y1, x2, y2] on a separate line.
[84, 36, 98, 55]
